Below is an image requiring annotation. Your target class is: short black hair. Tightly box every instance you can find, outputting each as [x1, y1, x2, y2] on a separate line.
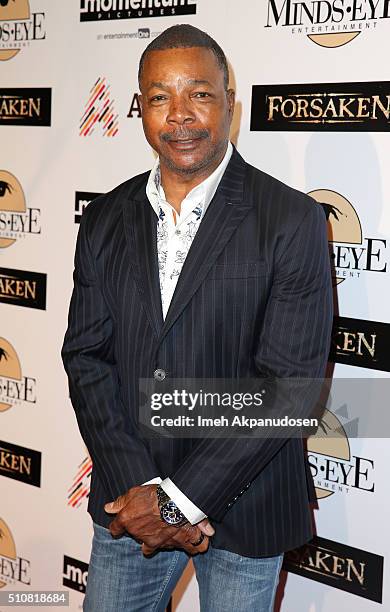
[138, 24, 229, 90]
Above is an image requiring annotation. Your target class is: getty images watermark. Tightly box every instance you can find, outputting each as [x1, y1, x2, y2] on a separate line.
[138, 377, 390, 439]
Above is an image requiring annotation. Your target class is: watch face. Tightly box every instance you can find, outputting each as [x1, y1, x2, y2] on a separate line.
[161, 501, 184, 526]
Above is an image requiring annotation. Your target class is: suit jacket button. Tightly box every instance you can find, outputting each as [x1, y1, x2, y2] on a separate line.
[154, 368, 167, 381]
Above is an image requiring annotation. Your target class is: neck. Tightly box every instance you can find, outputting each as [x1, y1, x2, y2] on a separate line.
[160, 143, 228, 214]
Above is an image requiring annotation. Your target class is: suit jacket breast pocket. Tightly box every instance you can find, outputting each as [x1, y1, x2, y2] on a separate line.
[206, 261, 269, 280]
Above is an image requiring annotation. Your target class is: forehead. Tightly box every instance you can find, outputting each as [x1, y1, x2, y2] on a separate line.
[140, 47, 224, 88]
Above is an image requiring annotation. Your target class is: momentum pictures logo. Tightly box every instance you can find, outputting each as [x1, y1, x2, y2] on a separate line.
[310, 190, 387, 285]
[80, 0, 197, 22]
[63, 555, 88, 593]
[250, 82, 390, 132]
[0, 170, 41, 248]
[265, 0, 390, 47]
[0, 338, 37, 412]
[75, 191, 102, 223]
[0, 0, 45, 61]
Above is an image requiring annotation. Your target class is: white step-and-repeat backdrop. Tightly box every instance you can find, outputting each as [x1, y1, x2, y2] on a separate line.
[1, 1, 389, 610]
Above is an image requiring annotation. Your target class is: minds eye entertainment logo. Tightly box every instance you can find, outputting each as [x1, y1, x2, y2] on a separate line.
[0, 0, 45, 61]
[0, 518, 31, 588]
[310, 190, 387, 285]
[265, 0, 390, 48]
[0, 338, 37, 412]
[0, 170, 41, 248]
[307, 407, 374, 499]
[80, 78, 119, 137]
[80, 0, 197, 22]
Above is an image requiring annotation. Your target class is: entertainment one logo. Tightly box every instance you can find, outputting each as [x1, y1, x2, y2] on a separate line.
[0, 0, 45, 61]
[0, 338, 37, 412]
[330, 316, 390, 371]
[0, 439, 41, 487]
[284, 536, 383, 603]
[0, 267, 46, 310]
[0, 518, 31, 588]
[67, 456, 92, 508]
[0, 170, 41, 248]
[265, 0, 390, 47]
[0, 88, 51, 126]
[250, 82, 390, 132]
[307, 407, 375, 499]
[63, 555, 88, 593]
[80, 0, 197, 22]
[80, 77, 119, 137]
[311, 190, 387, 284]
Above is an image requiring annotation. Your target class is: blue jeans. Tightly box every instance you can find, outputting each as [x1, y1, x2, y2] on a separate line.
[83, 522, 283, 612]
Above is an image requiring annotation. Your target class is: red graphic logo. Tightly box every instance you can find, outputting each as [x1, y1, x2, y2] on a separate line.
[67, 456, 92, 508]
[80, 78, 119, 137]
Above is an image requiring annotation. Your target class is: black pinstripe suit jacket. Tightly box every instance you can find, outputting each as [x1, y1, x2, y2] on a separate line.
[62, 146, 333, 557]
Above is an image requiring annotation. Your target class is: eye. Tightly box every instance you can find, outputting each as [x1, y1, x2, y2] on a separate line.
[150, 95, 167, 102]
[193, 92, 211, 98]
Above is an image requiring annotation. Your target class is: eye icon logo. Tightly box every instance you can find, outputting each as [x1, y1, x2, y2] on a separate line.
[0, 518, 17, 588]
[0, 0, 30, 61]
[0, 170, 26, 248]
[309, 189, 363, 286]
[0, 338, 22, 412]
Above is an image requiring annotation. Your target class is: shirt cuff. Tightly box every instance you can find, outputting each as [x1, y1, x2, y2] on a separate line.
[141, 477, 162, 485]
[160, 478, 207, 525]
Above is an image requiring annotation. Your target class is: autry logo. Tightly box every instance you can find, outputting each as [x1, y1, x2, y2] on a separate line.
[0, 337, 37, 412]
[0, 0, 46, 61]
[284, 535, 383, 603]
[0, 170, 41, 248]
[0, 518, 31, 588]
[80, 0, 197, 22]
[67, 456, 92, 508]
[80, 78, 119, 137]
[265, 0, 390, 48]
[311, 190, 387, 284]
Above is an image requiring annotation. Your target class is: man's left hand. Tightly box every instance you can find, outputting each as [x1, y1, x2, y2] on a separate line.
[104, 485, 212, 555]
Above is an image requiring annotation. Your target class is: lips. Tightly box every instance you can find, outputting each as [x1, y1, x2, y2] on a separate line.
[167, 138, 202, 150]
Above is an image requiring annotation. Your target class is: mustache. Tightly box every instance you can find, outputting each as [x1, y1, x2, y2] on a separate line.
[160, 128, 209, 142]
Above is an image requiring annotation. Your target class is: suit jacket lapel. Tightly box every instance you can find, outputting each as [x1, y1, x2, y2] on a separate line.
[123, 192, 164, 340]
[159, 148, 253, 342]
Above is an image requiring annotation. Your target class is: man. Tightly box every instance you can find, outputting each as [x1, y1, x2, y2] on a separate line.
[62, 24, 333, 612]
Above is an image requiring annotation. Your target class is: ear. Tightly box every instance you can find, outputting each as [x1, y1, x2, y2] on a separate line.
[227, 88, 235, 118]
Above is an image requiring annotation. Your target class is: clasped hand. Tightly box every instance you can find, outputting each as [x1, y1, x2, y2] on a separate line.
[105, 485, 214, 556]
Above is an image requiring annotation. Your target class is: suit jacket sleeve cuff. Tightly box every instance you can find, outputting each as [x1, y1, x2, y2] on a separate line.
[160, 478, 207, 525]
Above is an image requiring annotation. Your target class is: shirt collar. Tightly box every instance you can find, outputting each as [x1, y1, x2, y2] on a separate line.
[146, 141, 233, 219]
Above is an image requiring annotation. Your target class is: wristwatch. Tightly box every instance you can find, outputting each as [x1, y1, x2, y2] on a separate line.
[156, 485, 189, 527]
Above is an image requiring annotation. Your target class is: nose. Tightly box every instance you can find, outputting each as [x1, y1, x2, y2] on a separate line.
[166, 95, 195, 126]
